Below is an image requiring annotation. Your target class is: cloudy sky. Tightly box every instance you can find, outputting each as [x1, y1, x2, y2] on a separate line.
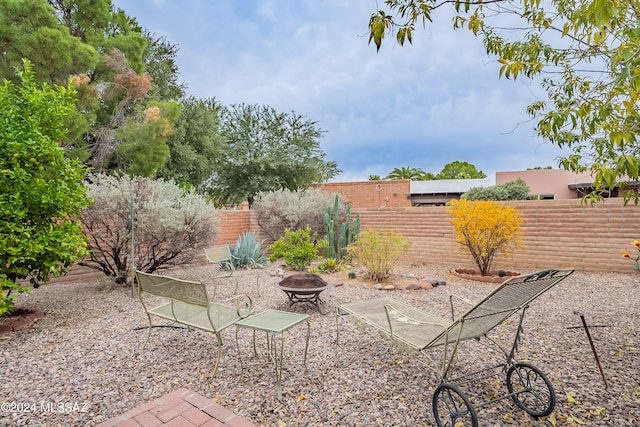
[112, 0, 571, 183]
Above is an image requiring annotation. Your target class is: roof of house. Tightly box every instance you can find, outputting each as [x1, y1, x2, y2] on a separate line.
[410, 178, 492, 195]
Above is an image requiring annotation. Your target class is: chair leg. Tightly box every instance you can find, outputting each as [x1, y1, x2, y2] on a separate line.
[142, 314, 153, 349]
[211, 333, 223, 377]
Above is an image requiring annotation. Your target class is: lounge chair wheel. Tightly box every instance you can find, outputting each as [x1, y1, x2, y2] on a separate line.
[506, 362, 556, 418]
[432, 383, 478, 427]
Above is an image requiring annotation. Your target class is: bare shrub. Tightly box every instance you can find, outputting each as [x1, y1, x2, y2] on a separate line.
[80, 174, 218, 283]
[347, 229, 410, 282]
[252, 188, 348, 241]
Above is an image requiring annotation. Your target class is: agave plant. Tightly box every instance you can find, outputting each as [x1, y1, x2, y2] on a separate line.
[229, 232, 268, 269]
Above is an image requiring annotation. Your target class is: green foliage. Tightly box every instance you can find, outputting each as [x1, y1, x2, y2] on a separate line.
[252, 188, 345, 240]
[0, 0, 99, 84]
[268, 226, 327, 271]
[436, 161, 486, 180]
[80, 174, 218, 283]
[385, 166, 429, 180]
[158, 97, 224, 188]
[111, 101, 181, 177]
[210, 104, 341, 206]
[368, 0, 640, 204]
[347, 229, 410, 283]
[448, 199, 523, 276]
[316, 258, 341, 274]
[229, 232, 268, 269]
[324, 194, 360, 261]
[142, 31, 187, 101]
[463, 179, 531, 201]
[0, 61, 91, 315]
[368, 175, 381, 180]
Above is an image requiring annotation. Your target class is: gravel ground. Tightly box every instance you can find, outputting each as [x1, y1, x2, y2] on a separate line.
[0, 263, 638, 427]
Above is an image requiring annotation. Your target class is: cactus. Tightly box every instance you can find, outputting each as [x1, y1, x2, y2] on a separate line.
[323, 194, 360, 261]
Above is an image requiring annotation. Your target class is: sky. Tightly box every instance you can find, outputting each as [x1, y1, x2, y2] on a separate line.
[112, 0, 572, 183]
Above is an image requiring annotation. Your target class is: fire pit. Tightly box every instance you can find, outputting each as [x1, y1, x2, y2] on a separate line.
[277, 273, 334, 314]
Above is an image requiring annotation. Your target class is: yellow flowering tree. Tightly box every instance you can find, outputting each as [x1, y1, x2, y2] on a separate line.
[622, 240, 640, 272]
[448, 200, 523, 276]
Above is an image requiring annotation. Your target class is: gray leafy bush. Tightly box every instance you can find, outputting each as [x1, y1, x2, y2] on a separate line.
[252, 188, 348, 241]
[462, 178, 530, 201]
[81, 174, 218, 283]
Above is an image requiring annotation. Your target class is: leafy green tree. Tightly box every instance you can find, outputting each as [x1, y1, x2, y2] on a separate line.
[158, 97, 224, 188]
[436, 161, 486, 180]
[385, 166, 428, 180]
[48, 0, 147, 75]
[142, 31, 186, 101]
[369, 175, 382, 180]
[368, 0, 640, 203]
[463, 178, 531, 201]
[0, 0, 99, 84]
[109, 101, 181, 177]
[0, 62, 91, 315]
[210, 104, 340, 206]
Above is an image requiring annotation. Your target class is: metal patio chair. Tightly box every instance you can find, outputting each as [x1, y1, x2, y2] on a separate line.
[336, 268, 574, 426]
[204, 246, 261, 298]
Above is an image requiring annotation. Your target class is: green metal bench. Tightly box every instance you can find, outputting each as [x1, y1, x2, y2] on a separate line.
[136, 270, 253, 376]
[336, 268, 574, 426]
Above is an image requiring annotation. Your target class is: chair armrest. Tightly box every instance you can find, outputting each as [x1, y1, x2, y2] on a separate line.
[223, 293, 253, 318]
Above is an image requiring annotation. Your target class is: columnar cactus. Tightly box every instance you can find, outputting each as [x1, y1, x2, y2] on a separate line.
[324, 194, 360, 261]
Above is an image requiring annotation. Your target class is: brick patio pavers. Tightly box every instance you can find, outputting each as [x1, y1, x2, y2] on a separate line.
[95, 388, 258, 427]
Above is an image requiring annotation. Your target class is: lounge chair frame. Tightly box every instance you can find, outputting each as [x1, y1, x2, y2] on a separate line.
[336, 268, 574, 426]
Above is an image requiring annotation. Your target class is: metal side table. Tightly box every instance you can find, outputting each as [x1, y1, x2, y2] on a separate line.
[234, 309, 310, 398]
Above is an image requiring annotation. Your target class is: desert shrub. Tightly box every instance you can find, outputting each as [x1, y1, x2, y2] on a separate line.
[229, 232, 267, 269]
[448, 199, 523, 276]
[268, 226, 327, 270]
[81, 174, 218, 283]
[253, 188, 348, 240]
[347, 229, 410, 282]
[316, 257, 340, 273]
[462, 178, 530, 201]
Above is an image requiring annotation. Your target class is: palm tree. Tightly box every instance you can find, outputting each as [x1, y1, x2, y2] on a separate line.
[385, 166, 427, 180]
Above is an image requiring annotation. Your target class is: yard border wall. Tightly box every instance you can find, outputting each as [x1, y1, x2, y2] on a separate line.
[58, 198, 640, 282]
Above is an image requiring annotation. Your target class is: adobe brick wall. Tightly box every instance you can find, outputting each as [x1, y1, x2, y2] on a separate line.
[316, 180, 411, 208]
[355, 199, 640, 273]
[54, 198, 640, 283]
[51, 210, 254, 283]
